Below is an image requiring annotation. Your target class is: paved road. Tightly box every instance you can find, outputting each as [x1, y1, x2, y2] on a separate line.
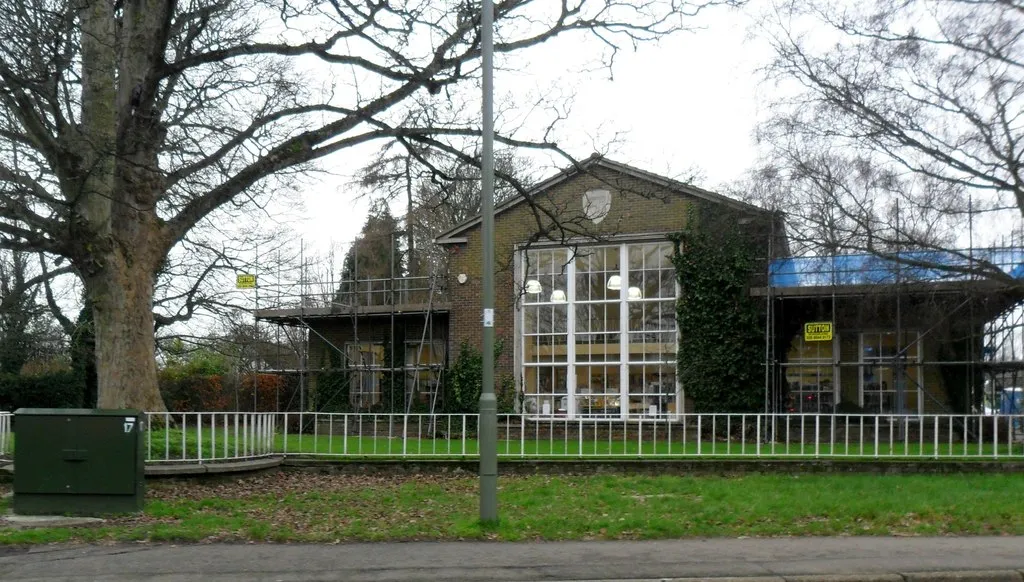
[0, 537, 1023, 581]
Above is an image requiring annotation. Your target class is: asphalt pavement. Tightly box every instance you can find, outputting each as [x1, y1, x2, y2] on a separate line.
[1, 536, 1023, 581]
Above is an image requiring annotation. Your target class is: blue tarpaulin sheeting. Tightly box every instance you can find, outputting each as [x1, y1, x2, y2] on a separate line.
[769, 249, 1024, 288]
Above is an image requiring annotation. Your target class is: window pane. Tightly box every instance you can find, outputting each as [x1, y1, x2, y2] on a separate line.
[626, 364, 675, 418]
[628, 300, 674, 332]
[576, 302, 620, 333]
[860, 331, 921, 413]
[575, 332, 621, 363]
[575, 245, 620, 302]
[524, 334, 568, 363]
[524, 248, 569, 304]
[575, 365, 621, 417]
[522, 366, 569, 416]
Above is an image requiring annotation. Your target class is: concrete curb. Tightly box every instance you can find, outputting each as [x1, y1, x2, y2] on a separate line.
[900, 572, 1024, 581]
[280, 458, 1024, 476]
[559, 572, 1024, 582]
[143, 456, 283, 477]
[6, 457, 1024, 482]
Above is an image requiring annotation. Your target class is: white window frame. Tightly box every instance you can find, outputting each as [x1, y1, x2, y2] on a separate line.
[783, 334, 839, 414]
[345, 342, 384, 409]
[516, 241, 681, 420]
[858, 331, 923, 415]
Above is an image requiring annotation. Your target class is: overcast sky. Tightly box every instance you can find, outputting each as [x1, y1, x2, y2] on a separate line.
[294, 5, 768, 255]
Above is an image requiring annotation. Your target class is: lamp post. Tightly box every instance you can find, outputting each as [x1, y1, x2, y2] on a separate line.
[478, 0, 498, 524]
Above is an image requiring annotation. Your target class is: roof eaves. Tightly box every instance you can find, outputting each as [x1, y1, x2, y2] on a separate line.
[433, 155, 600, 244]
[592, 158, 767, 215]
[432, 155, 767, 243]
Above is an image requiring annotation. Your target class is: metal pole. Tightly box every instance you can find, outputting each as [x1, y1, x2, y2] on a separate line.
[391, 230, 396, 413]
[478, 0, 499, 525]
[254, 243, 260, 413]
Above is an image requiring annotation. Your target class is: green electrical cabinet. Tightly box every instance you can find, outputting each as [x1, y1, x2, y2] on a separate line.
[13, 409, 145, 515]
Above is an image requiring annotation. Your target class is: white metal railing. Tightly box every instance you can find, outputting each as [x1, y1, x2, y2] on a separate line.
[262, 276, 446, 311]
[3, 411, 1023, 463]
[0, 412, 11, 459]
[144, 412, 277, 463]
[274, 412, 1024, 460]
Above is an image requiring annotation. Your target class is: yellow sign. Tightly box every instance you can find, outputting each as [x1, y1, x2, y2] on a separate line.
[236, 273, 256, 289]
[804, 321, 833, 342]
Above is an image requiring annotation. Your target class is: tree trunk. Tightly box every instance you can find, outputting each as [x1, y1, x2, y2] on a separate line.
[86, 250, 166, 412]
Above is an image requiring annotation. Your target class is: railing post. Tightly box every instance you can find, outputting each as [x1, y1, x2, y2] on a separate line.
[994, 415, 999, 460]
[756, 415, 761, 458]
[164, 412, 170, 461]
[741, 414, 746, 455]
[578, 419, 583, 457]
[197, 413, 203, 463]
[697, 415, 702, 456]
[283, 412, 289, 456]
[520, 414, 525, 459]
[873, 415, 880, 459]
[814, 414, 820, 458]
[181, 413, 187, 461]
[638, 419, 643, 458]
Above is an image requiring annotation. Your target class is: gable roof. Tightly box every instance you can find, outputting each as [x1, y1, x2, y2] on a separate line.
[433, 154, 770, 244]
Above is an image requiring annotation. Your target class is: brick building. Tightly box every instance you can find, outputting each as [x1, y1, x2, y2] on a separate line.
[434, 156, 773, 417]
[256, 155, 1024, 417]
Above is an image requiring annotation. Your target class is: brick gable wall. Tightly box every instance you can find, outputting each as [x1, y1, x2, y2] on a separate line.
[445, 167, 707, 385]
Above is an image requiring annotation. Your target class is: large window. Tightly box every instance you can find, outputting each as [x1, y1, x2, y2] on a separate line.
[345, 342, 384, 409]
[860, 331, 922, 414]
[522, 248, 571, 415]
[520, 242, 678, 419]
[342, 341, 444, 411]
[405, 341, 445, 408]
[784, 336, 835, 413]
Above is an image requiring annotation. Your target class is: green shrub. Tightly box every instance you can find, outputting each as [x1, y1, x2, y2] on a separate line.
[445, 340, 506, 413]
[159, 372, 230, 412]
[0, 372, 85, 410]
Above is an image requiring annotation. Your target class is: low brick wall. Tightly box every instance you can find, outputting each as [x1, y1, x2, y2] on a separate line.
[281, 458, 1024, 477]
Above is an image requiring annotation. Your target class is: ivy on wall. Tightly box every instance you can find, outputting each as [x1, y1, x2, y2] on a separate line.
[445, 340, 516, 414]
[671, 209, 766, 413]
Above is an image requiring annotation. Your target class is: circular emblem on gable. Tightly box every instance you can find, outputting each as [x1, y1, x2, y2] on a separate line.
[583, 189, 612, 224]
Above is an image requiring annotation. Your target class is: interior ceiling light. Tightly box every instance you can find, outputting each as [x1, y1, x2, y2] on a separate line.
[627, 286, 643, 300]
[525, 279, 542, 294]
[606, 275, 622, 291]
[550, 289, 567, 303]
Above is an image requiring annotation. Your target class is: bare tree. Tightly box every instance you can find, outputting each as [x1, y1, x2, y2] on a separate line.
[757, 0, 1023, 281]
[0, 0, 730, 409]
[360, 146, 532, 274]
[0, 250, 72, 373]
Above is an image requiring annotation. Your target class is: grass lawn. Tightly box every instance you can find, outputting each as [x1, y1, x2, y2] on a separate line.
[142, 426, 1024, 461]
[2, 472, 1024, 544]
[273, 432, 1024, 459]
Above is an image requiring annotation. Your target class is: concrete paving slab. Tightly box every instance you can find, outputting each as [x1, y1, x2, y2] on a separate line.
[143, 456, 283, 476]
[0, 514, 106, 529]
[0, 537, 1022, 581]
[785, 575, 904, 582]
[902, 572, 1024, 582]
